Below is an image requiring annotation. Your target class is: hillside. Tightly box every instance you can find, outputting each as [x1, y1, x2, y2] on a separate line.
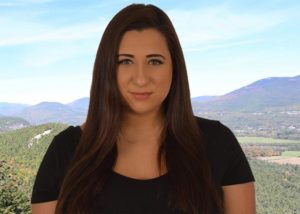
[0, 123, 68, 167]
[192, 75, 300, 112]
[0, 124, 299, 213]
[195, 110, 300, 140]
[191, 96, 217, 102]
[190, 75, 300, 140]
[0, 123, 69, 212]
[0, 75, 299, 138]
[0, 116, 30, 132]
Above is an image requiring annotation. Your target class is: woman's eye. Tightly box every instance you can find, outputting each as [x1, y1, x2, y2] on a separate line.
[118, 59, 132, 65]
[149, 59, 163, 65]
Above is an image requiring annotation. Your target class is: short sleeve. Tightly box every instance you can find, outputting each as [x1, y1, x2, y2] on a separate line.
[219, 122, 255, 186]
[31, 136, 61, 203]
[31, 126, 80, 203]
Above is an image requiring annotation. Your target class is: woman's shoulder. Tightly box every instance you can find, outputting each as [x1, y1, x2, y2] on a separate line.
[194, 115, 238, 149]
[194, 116, 255, 186]
[43, 125, 82, 163]
[54, 125, 81, 141]
[194, 116, 227, 142]
[51, 125, 82, 149]
[194, 116, 221, 131]
[43, 125, 82, 165]
[31, 125, 82, 204]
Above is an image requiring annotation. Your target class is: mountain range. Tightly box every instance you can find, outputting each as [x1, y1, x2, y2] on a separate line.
[0, 75, 299, 130]
[192, 75, 300, 112]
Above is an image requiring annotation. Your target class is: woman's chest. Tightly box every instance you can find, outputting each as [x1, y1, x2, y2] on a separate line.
[92, 173, 179, 214]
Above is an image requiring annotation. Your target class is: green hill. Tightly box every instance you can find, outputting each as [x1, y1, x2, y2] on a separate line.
[194, 110, 300, 140]
[0, 123, 68, 213]
[0, 116, 31, 132]
[250, 159, 300, 213]
[1, 124, 299, 213]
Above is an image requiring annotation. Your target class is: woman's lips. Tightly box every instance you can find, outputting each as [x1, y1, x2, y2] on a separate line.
[130, 92, 153, 100]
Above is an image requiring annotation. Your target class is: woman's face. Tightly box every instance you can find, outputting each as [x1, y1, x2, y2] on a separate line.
[117, 28, 173, 116]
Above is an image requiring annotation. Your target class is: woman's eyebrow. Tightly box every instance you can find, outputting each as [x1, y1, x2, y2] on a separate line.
[146, 54, 166, 59]
[117, 53, 166, 59]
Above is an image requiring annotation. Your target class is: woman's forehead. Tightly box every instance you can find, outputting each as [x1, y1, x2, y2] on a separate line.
[118, 29, 169, 55]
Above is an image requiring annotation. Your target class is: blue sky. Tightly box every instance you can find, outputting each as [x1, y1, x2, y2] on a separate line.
[0, 0, 299, 105]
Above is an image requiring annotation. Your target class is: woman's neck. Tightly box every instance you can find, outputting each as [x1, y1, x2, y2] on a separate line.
[118, 109, 165, 147]
[115, 109, 167, 176]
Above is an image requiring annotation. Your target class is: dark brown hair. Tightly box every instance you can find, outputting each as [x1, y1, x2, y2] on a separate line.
[55, 4, 222, 214]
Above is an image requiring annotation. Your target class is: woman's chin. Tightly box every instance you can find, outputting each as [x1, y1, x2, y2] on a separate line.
[126, 105, 162, 116]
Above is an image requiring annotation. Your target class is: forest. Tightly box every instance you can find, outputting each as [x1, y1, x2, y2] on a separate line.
[0, 123, 299, 213]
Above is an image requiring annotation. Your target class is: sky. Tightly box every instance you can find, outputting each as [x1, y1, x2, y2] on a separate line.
[0, 0, 299, 105]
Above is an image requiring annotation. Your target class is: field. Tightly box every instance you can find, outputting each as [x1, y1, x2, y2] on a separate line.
[281, 151, 300, 157]
[238, 136, 300, 167]
[238, 136, 299, 144]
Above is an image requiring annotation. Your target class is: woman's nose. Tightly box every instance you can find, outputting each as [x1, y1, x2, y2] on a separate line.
[132, 64, 149, 86]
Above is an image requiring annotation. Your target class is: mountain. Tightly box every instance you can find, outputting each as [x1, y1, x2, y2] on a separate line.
[0, 116, 30, 132]
[67, 97, 89, 113]
[0, 102, 29, 116]
[15, 102, 86, 125]
[193, 75, 300, 112]
[0, 99, 90, 127]
[191, 96, 217, 102]
[0, 75, 299, 130]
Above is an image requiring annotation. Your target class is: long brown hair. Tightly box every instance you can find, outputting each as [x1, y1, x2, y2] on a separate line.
[55, 4, 222, 213]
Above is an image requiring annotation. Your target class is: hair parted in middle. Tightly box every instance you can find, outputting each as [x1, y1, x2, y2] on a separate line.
[55, 4, 222, 214]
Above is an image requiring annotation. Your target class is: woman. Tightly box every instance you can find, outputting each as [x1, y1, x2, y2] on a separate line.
[31, 4, 255, 214]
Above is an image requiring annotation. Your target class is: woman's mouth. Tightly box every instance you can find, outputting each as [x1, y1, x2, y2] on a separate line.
[130, 92, 153, 100]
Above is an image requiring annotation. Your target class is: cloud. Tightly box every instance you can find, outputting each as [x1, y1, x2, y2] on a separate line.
[0, 0, 56, 7]
[167, 5, 294, 51]
[0, 3, 293, 49]
[21, 40, 96, 67]
[0, 4, 108, 67]
[183, 38, 263, 52]
[0, 18, 107, 46]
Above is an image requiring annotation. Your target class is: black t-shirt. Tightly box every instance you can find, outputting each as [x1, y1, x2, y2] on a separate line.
[31, 116, 255, 213]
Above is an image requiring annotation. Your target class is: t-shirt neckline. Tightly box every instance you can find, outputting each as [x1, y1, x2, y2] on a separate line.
[111, 169, 168, 182]
[76, 126, 168, 182]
